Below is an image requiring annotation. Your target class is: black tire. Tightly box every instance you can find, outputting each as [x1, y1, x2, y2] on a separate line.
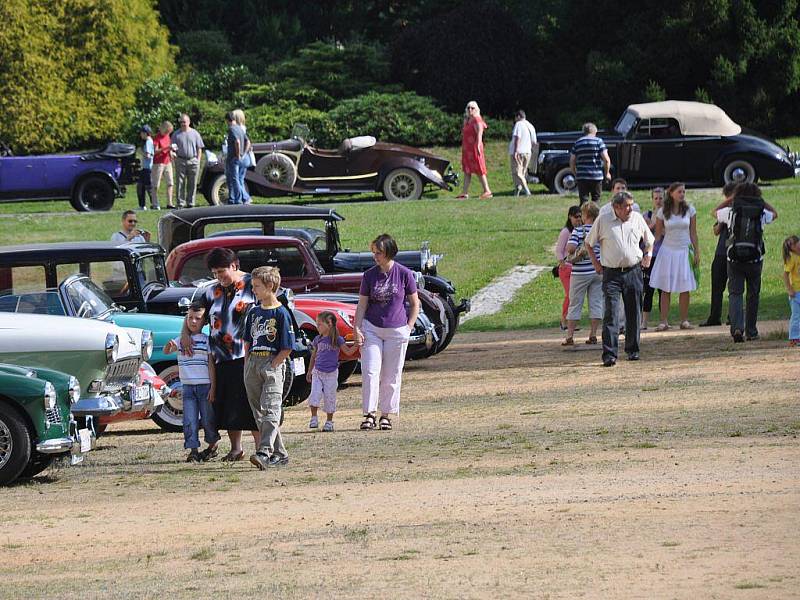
[0, 402, 33, 486]
[18, 452, 55, 479]
[151, 364, 183, 433]
[551, 167, 578, 195]
[382, 168, 423, 201]
[722, 159, 757, 185]
[434, 298, 458, 354]
[71, 175, 116, 212]
[206, 173, 250, 206]
[337, 360, 358, 385]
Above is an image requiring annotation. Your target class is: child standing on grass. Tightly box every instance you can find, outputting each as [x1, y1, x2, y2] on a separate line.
[307, 311, 359, 432]
[163, 302, 219, 463]
[782, 235, 800, 347]
[243, 266, 294, 469]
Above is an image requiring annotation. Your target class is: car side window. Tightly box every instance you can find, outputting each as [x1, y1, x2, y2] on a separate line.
[3, 266, 48, 294]
[87, 260, 129, 297]
[56, 263, 83, 283]
[633, 118, 681, 139]
[178, 254, 211, 285]
[238, 247, 306, 278]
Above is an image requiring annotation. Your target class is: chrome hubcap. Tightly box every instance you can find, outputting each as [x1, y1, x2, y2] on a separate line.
[562, 174, 576, 190]
[267, 164, 288, 183]
[731, 167, 747, 182]
[391, 174, 415, 198]
[0, 418, 13, 470]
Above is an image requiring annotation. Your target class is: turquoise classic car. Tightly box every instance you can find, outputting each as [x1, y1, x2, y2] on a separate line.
[0, 363, 94, 485]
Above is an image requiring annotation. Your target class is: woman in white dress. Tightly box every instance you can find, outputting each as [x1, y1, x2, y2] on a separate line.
[649, 182, 700, 331]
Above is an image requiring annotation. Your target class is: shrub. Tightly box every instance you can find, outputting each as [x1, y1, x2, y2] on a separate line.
[236, 82, 335, 111]
[245, 101, 338, 147]
[175, 30, 233, 69]
[184, 64, 256, 102]
[125, 75, 189, 140]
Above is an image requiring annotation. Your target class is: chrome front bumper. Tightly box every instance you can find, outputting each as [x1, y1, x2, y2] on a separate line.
[36, 417, 96, 466]
[70, 382, 158, 418]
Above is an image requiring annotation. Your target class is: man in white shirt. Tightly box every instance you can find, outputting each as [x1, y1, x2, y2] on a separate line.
[110, 210, 150, 243]
[586, 191, 655, 366]
[508, 110, 537, 197]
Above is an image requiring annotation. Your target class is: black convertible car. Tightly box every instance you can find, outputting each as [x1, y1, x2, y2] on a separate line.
[531, 101, 800, 193]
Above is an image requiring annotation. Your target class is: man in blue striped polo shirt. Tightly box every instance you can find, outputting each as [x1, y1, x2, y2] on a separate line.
[569, 122, 611, 205]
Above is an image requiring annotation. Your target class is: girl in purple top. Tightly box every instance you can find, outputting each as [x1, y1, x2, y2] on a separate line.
[354, 234, 420, 431]
[306, 311, 358, 432]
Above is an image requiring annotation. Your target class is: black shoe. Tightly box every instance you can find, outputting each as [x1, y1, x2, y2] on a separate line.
[627, 352, 640, 361]
[267, 454, 289, 467]
[699, 320, 720, 327]
[732, 330, 744, 343]
[602, 358, 616, 367]
[186, 449, 201, 463]
[746, 333, 760, 341]
[199, 445, 219, 462]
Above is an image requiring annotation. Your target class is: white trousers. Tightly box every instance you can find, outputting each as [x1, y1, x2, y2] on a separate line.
[361, 320, 410, 416]
[308, 369, 339, 414]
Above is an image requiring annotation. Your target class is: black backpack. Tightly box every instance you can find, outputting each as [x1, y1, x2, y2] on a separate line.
[726, 195, 765, 263]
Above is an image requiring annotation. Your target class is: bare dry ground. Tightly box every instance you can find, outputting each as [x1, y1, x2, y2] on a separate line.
[2, 322, 799, 599]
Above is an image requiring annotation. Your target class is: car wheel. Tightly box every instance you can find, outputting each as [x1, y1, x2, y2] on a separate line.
[434, 298, 458, 354]
[18, 452, 55, 479]
[151, 365, 183, 433]
[722, 159, 756, 185]
[72, 176, 116, 212]
[206, 173, 250, 206]
[0, 402, 33, 486]
[338, 359, 358, 385]
[256, 153, 297, 188]
[552, 167, 578, 195]
[382, 168, 423, 201]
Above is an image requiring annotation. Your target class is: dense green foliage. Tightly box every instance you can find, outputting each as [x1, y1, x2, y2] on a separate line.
[0, 0, 174, 153]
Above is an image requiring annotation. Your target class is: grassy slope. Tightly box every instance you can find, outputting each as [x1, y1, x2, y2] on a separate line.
[0, 139, 796, 331]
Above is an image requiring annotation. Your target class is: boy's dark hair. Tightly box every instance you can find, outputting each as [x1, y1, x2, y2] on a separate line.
[722, 182, 738, 198]
[371, 233, 398, 259]
[515, 110, 526, 120]
[206, 247, 238, 269]
[188, 300, 206, 314]
[732, 182, 762, 199]
[610, 177, 627, 189]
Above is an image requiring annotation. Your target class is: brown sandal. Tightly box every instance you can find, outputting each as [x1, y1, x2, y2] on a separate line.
[221, 450, 244, 462]
[561, 338, 574, 346]
[585, 336, 598, 345]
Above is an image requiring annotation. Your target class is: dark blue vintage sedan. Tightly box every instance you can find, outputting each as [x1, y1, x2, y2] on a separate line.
[531, 101, 800, 194]
[0, 141, 138, 211]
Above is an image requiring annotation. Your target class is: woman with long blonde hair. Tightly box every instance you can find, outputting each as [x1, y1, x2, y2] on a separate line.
[457, 101, 492, 199]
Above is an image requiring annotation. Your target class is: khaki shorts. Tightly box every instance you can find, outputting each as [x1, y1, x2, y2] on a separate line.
[151, 162, 174, 188]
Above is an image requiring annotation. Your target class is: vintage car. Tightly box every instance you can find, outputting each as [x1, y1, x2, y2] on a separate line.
[0, 362, 94, 485]
[199, 123, 457, 204]
[0, 241, 312, 432]
[0, 141, 139, 211]
[532, 101, 800, 194]
[157, 204, 468, 352]
[0, 312, 153, 425]
[165, 235, 445, 358]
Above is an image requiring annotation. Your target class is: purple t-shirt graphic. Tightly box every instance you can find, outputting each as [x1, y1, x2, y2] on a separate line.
[312, 334, 346, 373]
[359, 262, 417, 328]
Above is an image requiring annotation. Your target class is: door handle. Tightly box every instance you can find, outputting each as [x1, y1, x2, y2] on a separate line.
[674, 143, 684, 147]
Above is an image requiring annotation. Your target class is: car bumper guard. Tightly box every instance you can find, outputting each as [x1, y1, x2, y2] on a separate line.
[70, 382, 158, 418]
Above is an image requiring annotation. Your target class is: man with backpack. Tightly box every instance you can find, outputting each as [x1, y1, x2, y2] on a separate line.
[713, 183, 778, 343]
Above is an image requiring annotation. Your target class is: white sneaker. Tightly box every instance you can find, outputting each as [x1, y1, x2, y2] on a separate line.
[309, 416, 319, 429]
[322, 421, 334, 432]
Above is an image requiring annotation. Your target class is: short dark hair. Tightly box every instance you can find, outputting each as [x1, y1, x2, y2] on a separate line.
[722, 182, 738, 198]
[732, 182, 762, 199]
[515, 110, 526, 120]
[371, 233, 398, 259]
[225, 111, 235, 123]
[610, 177, 627, 189]
[206, 247, 238, 269]
[122, 210, 136, 220]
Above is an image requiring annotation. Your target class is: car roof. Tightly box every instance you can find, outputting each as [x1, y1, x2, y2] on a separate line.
[159, 204, 344, 225]
[0, 241, 163, 262]
[626, 101, 742, 136]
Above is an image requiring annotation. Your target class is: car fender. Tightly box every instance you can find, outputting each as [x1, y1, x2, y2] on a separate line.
[69, 169, 122, 199]
[711, 148, 792, 181]
[377, 158, 448, 190]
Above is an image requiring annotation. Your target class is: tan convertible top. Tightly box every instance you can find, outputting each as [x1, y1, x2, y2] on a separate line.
[627, 101, 742, 136]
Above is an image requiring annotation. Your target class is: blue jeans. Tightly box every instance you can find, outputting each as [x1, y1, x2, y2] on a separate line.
[238, 155, 251, 204]
[789, 294, 800, 340]
[226, 158, 243, 204]
[183, 383, 219, 449]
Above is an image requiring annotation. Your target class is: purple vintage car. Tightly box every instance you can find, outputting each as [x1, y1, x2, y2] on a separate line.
[0, 141, 139, 212]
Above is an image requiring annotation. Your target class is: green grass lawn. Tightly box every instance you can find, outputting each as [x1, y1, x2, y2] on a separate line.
[0, 139, 796, 331]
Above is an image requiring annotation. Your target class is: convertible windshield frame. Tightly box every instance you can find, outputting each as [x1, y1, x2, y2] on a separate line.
[614, 110, 638, 138]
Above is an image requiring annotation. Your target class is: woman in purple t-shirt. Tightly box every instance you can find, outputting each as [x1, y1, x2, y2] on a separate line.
[354, 234, 420, 431]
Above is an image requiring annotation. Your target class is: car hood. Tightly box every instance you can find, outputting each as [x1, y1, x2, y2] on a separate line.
[735, 129, 792, 157]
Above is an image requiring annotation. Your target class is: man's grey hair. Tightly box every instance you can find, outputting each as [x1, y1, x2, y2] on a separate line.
[612, 191, 634, 205]
[582, 122, 598, 134]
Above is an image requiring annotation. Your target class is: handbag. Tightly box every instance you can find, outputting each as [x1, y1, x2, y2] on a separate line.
[551, 265, 560, 278]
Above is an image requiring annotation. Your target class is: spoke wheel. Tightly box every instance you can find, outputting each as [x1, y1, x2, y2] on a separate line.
[256, 153, 297, 188]
[72, 176, 115, 211]
[383, 168, 422, 201]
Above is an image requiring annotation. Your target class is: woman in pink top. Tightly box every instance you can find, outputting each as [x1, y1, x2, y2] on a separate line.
[555, 205, 582, 330]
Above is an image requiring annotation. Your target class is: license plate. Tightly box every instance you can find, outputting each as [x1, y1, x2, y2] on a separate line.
[79, 428, 92, 452]
[292, 357, 306, 376]
[135, 385, 150, 402]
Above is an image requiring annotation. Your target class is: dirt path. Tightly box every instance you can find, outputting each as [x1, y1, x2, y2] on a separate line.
[2, 322, 798, 598]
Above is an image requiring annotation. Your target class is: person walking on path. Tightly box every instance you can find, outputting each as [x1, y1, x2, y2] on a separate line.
[712, 183, 778, 342]
[700, 183, 737, 327]
[457, 101, 492, 199]
[172, 113, 204, 208]
[569, 122, 611, 205]
[585, 191, 655, 366]
[354, 234, 420, 432]
[137, 125, 158, 210]
[555, 205, 582, 330]
[648, 183, 700, 331]
[509, 110, 537, 196]
[783, 235, 800, 347]
[562, 201, 602, 347]
[152, 121, 175, 209]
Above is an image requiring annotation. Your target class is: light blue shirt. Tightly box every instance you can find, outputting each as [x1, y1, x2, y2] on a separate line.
[142, 137, 154, 170]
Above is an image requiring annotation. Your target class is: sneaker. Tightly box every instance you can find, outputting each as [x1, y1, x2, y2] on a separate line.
[151, 205, 161, 210]
[185, 449, 201, 463]
[267, 454, 289, 467]
[732, 330, 745, 343]
[322, 421, 334, 432]
[249, 452, 269, 471]
[309, 415, 319, 429]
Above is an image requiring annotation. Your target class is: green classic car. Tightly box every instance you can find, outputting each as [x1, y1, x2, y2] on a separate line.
[0, 363, 94, 485]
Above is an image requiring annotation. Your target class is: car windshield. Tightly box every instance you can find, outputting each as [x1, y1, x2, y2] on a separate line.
[62, 277, 116, 319]
[291, 123, 310, 145]
[614, 110, 638, 137]
[136, 254, 168, 288]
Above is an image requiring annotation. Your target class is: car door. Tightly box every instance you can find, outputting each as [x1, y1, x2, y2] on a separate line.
[0, 155, 47, 197]
[619, 118, 685, 183]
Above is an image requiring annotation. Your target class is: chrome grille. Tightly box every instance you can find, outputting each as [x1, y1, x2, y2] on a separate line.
[103, 357, 140, 391]
[45, 405, 62, 426]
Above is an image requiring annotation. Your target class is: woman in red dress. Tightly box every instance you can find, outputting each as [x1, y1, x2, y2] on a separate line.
[458, 101, 493, 199]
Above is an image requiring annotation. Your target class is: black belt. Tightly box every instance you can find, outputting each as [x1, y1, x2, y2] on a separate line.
[605, 263, 641, 273]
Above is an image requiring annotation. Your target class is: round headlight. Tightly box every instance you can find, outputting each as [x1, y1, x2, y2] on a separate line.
[43, 381, 57, 410]
[68, 376, 81, 404]
[141, 330, 154, 361]
[105, 333, 119, 364]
